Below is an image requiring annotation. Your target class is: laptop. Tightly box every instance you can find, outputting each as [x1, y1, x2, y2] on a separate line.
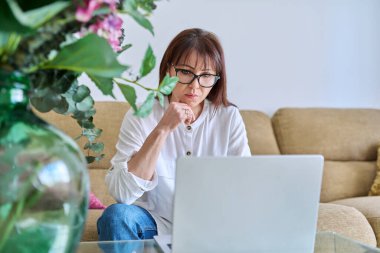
[154, 155, 324, 253]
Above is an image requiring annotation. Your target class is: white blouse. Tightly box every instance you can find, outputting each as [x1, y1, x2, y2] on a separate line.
[106, 96, 251, 234]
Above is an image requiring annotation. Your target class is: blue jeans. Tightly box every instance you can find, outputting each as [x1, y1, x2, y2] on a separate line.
[97, 203, 157, 241]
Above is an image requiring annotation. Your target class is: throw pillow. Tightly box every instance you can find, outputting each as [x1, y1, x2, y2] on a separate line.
[89, 192, 106, 209]
[369, 146, 380, 196]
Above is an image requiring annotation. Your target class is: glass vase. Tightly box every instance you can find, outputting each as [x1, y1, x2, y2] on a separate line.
[0, 70, 89, 253]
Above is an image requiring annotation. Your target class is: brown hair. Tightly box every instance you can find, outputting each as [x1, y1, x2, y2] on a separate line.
[159, 28, 233, 107]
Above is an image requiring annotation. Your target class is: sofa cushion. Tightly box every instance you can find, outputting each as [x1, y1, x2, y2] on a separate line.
[89, 169, 116, 206]
[272, 108, 380, 161]
[369, 145, 380, 196]
[82, 209, 104, 241]
[320, 161, 377, 202]
[240, 110, 280, 155]
[330, 196, 380, 247]
[317, 203, 377, 246]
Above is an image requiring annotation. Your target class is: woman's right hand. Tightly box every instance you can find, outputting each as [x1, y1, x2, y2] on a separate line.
[156, 102, 195, 132]
[127, 97, 194, 180]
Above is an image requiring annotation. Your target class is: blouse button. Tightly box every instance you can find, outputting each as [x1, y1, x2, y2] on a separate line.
[186, 151, 191, 156]
[187, 125, 192, 131]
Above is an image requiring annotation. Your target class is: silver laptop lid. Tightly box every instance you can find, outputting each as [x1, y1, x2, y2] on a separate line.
[171, 155, 324, 253]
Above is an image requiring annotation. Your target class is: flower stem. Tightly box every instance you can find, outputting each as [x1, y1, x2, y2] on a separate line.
[0, 198, 26, 251]
[113, 77, 157, 91]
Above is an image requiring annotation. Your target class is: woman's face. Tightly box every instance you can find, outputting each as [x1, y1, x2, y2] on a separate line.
[169, 51, 216, 111]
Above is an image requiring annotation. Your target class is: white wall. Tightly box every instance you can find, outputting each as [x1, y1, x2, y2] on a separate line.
[81, 0, 380, 115]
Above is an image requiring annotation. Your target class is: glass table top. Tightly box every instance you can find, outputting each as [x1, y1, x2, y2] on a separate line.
[77, 232, 380, 253]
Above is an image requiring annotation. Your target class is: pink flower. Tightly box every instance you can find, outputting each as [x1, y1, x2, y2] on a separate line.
[89, 14, 123, 51]
[76, 0, 101, 22]
[103, 0, 118, 11]
[75, 0, 123, 51]
[75, 0, 119, 23]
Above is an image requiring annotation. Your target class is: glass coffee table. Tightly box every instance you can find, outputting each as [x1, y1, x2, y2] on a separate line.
[77, 232, 380, 253]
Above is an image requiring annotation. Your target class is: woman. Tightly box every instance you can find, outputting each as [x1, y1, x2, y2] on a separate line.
[97, 28, 251, 240]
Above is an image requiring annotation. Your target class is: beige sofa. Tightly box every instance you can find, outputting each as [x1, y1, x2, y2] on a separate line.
[37, 102, 380, 247]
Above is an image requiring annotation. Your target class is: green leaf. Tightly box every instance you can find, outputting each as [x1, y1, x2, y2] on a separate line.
[52, 97, 69, 114]
[157, 92, 164, 107]
[16, 0, 70, 11]
[129, 11, 154, 35]
[72, 111, 87, 120]
[82, 128, 102, 143]
[134, 91, 155, 117]
[86, 156, 96, 163]
[89, 143, 104, 153]
[84, 142, 104, 152]
[43, 34, 126, 78]
[76, 96, 94, 112]
[123, 0, 154, 35]
[136, 0, 157, 12]
[51, 71, 78, 93]
[118, 83, 137, 111]
[77, 119, 95, 129]
[0, 33, 9, 50]
[61, 81, 77, 114]
[139, 45, 155, 78]
[84, 122, 95, 129]
[158, 74, 178, 95]
[30, 94, 62, 112]
[0, 32, 21, 56]
[93, 128, 103, 136]
[0, 1, 32, 34]
[73, 85, 91, 102]
[84, 109, 96, 118]
[7, 0, 70, 29]
[95, 154, 105, 162]
[88, 75, 115, 98]
[118, 43, 132, 54]
[84, 142, 91, 149]
[92, 6, 112, 16]
[84, 153, 105, 164]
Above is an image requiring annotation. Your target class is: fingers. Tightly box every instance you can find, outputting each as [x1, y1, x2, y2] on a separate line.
[170, 103, 194, 124]
[169, 94, 194, 121]
[183, 108, 195, 125]
[158, 103, 195, 131]
[183, 109, 192, 125]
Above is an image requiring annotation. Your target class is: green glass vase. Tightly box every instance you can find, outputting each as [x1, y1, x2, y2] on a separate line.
[0, 70, 89, 253]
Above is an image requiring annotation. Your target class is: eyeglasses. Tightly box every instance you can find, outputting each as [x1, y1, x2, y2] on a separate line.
[171, 65, 220, 88]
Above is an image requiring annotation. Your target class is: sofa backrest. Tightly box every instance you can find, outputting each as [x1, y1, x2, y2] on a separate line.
[272, 108, 379, 202]
[240, 110, 280, 155]
[35, 103, 380, 204]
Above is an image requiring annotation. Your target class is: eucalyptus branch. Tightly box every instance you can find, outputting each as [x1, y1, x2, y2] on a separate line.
[114, 77, 157, 91]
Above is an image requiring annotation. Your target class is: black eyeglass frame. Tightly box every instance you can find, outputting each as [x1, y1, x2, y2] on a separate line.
[170, 64, 220, 88]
